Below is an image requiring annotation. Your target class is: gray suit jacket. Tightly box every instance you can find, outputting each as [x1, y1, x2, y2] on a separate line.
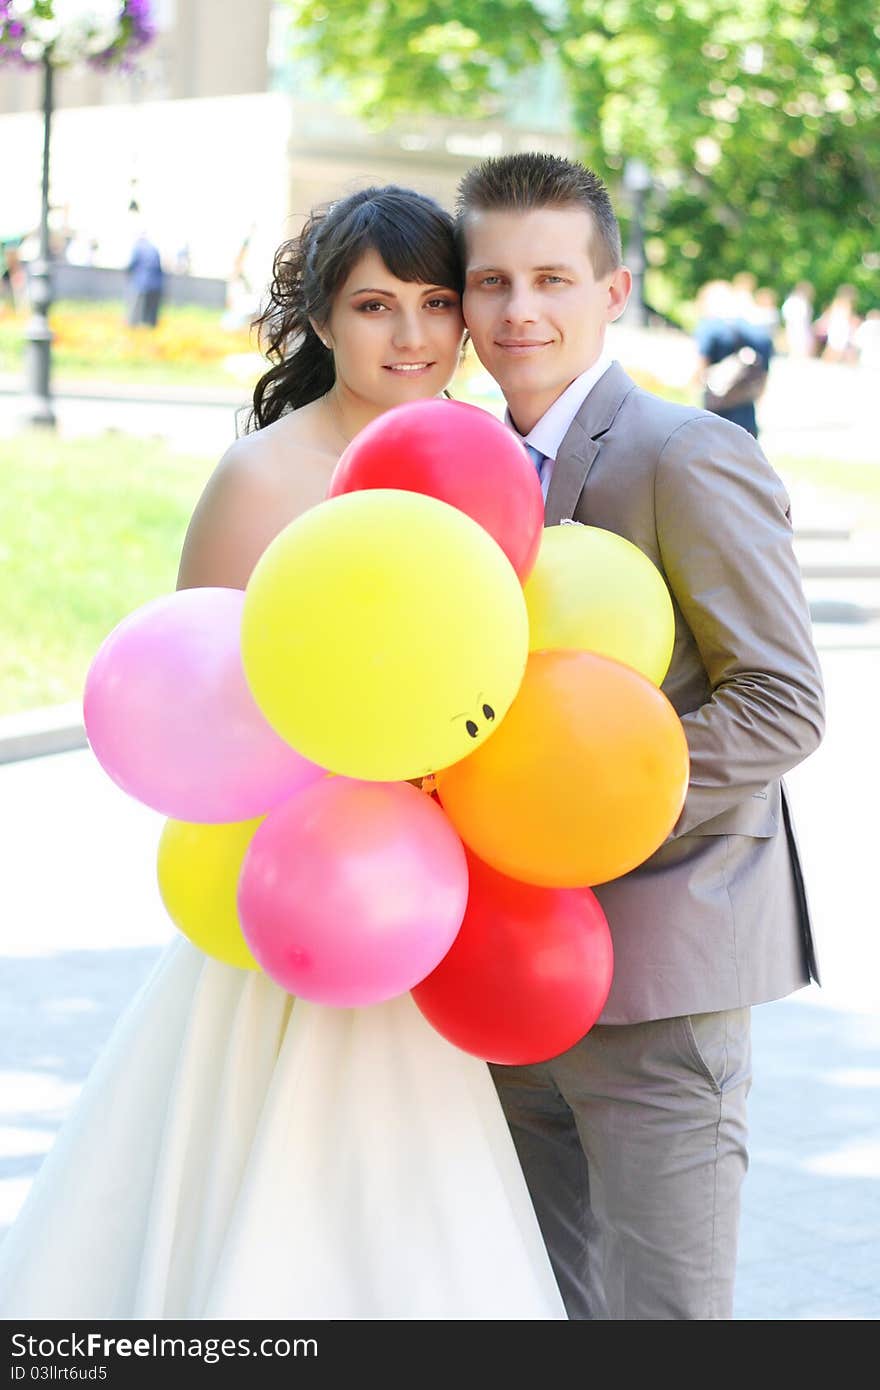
[545, 362, 825, 1023]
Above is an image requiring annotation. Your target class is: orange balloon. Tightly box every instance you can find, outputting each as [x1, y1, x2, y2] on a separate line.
[436, 649, 689, 888]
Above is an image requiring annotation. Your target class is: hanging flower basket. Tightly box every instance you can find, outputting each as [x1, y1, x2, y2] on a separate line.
[0, 1, 155, 70]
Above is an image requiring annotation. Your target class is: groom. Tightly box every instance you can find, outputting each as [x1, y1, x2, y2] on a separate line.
[455, 153, 825, 1320]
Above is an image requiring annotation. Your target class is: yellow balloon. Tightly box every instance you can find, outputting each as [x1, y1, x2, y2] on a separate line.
[242, 489, 529, 782]
[157, 816, 263, 969]
[524, 523, 675, 685]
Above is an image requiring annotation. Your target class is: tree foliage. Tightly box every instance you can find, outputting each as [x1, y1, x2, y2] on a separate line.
[287, 0, 879, 311]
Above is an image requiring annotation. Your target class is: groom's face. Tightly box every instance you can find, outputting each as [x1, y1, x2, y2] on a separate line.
[461, 205, 630, 431]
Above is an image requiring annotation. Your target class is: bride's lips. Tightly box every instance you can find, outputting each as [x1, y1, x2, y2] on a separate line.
[383, 361, 435, 376]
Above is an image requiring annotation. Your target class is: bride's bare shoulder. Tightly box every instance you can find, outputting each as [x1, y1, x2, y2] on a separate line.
[219, 408, 334, 494]
[177, 407, 336, 590]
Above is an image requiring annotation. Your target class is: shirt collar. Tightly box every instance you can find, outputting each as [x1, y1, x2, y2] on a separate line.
[506, 351, 614, 460]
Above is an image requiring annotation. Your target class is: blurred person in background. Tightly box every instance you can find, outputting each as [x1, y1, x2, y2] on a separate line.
[854, 309, 880, 369]
[815, 284, 861, 364]
[692, 279, 773, 439]
[223, 224, 261, 331]
[752, 286, 780, 340]
[0, 235, 28, 311]
[730, 270, 758, 321]
[126, 225, 165, 329]
[781, 282, 816, 359]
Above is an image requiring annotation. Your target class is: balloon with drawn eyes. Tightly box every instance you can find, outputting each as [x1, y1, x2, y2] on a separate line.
[436, 648, 690, 888]
[241, 488, 530, 783]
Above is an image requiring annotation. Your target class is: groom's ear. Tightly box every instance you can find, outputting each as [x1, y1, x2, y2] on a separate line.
[607, 266, 632, 323]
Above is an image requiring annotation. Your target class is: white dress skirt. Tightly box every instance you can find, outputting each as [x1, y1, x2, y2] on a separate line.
[0, 938, 566, 1320]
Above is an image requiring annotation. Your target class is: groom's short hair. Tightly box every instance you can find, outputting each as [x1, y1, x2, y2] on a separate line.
[456, 153, 622, 278]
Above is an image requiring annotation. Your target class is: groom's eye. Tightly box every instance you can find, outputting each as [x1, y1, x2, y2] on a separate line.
[482, 704, 495, 721]
[465, 720, 479, 738]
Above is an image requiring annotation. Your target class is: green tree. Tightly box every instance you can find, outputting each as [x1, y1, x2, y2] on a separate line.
[286, 0, 879, 314]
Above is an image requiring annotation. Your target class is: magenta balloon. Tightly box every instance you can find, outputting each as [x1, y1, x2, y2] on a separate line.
[238, 779, 469, 1006]
[83, 588, 325, 822]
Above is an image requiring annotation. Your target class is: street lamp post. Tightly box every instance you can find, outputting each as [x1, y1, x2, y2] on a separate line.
[622, 158, 652, 329]
[23, 55, 56, 428]
[1, 2, 158, 430]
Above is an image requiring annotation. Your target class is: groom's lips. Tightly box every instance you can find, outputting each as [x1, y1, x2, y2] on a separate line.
[495, 339, 553, 354]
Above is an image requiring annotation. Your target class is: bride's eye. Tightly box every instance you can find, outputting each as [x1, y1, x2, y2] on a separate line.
[482, 704, 495, 721]
[465, 720, 479, 738]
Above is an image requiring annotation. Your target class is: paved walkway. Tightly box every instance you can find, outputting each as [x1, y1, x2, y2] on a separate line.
[0, 371, 245, 459]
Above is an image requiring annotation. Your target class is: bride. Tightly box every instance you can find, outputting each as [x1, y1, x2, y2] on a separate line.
[0, 185, 565, 1321]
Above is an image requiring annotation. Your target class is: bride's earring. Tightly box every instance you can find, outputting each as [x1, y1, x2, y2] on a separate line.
[310, 318, 332, 350]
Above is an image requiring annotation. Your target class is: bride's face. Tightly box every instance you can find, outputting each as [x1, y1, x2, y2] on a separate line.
[322, 248, 464, 409]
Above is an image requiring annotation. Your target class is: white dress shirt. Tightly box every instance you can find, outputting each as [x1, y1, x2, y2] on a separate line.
[506, 352, 614, 501]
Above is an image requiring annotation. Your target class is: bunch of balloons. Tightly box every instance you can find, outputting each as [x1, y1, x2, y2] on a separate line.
[84, 399, 688, 1065]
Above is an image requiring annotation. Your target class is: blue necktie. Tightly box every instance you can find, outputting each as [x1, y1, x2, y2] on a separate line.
[524, 443, 545, 480]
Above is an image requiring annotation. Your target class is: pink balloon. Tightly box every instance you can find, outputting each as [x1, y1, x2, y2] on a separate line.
[238, 779, 469, 1006]
[83, 588, 325, 822]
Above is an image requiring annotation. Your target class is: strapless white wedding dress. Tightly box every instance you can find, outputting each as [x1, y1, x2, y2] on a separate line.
[0, 939, 565, 1320]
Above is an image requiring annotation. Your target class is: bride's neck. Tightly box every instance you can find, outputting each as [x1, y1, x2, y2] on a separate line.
[324, 384, 386, 449]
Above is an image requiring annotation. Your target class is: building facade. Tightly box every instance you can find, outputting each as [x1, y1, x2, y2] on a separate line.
[1, 1, 573, 286]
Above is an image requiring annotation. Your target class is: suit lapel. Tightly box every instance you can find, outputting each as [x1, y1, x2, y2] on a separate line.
[544, 421, 597, 525]
[544, 361, 637, 525]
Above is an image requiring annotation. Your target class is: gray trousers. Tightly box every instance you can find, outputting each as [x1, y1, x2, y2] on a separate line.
[490, 1007, 752, 1320]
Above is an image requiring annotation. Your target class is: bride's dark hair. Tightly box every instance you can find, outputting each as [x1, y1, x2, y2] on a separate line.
[250, 186, 462, 431]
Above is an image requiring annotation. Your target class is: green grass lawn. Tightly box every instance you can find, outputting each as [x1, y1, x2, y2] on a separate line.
[0, 431, 217, 715]
[776, 454, 880, 537]
[1, 425, 876, 717]
[776, 455, 880, 505]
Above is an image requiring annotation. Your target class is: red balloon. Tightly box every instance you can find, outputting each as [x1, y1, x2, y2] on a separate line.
[327, 399, 544, 581]
[412, 849, 613, 1065]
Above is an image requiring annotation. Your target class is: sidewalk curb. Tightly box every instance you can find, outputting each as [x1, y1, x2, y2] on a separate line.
[0, 703, 87, 765]
[0, 374, 247, 409]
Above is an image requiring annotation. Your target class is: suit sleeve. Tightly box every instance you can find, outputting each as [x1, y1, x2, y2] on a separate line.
[654, 413, 825, 837]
